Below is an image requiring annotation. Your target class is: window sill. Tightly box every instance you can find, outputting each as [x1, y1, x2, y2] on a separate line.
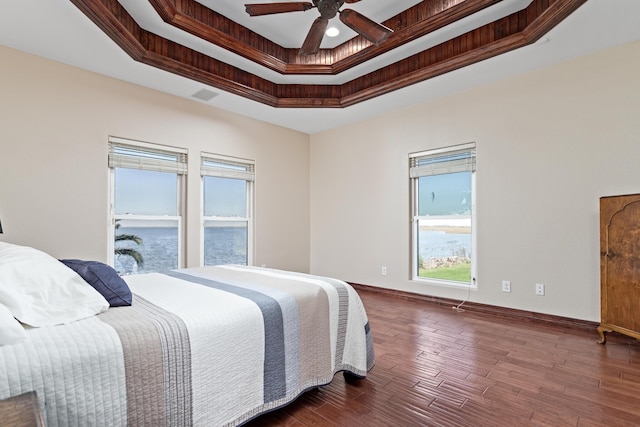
[411, 277, 477, 290]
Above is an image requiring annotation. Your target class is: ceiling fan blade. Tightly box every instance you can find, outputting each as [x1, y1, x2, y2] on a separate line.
[339, 9, 393, 46]
[245, 2, 313, 16]
[300, 17, 329, 56]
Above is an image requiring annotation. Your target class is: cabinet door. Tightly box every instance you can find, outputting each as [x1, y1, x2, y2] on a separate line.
[603, 200, 640, 332]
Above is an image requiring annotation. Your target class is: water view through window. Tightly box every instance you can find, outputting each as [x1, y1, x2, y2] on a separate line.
[113, 158, 252, 274]
[203, 174, 250, 267]
[416, 170, 473, 282]
[115, 225, 247, 274]
[417, 219, 471, 282]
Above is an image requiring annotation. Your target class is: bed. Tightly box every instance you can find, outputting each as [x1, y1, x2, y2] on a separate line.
[0, 242, 375, 426]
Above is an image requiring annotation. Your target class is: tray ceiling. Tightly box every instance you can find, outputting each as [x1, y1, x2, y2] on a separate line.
[2, 0, 639, 133]
[70, 0, 586, 107]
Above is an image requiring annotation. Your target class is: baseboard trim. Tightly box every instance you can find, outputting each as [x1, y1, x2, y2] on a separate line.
[349, 282, 598, 332]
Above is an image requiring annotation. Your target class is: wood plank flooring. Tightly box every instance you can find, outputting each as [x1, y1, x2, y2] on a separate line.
[245, 289, 640, 426]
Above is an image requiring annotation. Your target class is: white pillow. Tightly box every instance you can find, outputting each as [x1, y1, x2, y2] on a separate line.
[0, 302, 27, 345]
[0, 242, 109, 327]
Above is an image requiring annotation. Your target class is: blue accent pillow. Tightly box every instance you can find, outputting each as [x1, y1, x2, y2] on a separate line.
[60, 259, 132, 307]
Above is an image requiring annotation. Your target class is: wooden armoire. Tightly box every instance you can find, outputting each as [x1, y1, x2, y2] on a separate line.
[598, 193, 640, 344]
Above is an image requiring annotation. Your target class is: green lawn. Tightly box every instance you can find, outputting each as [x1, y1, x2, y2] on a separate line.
[419, 263, 471, 282]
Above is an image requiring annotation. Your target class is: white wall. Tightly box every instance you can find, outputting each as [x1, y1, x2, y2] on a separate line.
[3, 40, 640, 322]
[0, 46, 310, 273]
[309, 40, 640, 321]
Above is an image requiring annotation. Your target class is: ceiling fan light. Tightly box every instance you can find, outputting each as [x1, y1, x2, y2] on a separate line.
[326, 27, 339, 37]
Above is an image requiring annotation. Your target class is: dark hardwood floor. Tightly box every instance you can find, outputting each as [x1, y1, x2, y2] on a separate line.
[245, 289, 640, 426]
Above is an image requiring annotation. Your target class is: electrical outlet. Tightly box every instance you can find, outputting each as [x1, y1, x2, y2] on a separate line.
[502, 280, 511, 293]
[535, 283, 545, 296]
[381, 266, 387, 276]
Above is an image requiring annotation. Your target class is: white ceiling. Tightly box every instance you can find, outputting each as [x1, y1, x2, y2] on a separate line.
[1, 0, 639, 134]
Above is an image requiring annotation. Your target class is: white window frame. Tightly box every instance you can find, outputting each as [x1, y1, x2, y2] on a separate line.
[200, 152, 255, 266]
[107, 136, 187, 271]
[409, 142, 477, 288]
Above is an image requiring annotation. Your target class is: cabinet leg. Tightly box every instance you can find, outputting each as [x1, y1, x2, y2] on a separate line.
[597, 325, 609, 345]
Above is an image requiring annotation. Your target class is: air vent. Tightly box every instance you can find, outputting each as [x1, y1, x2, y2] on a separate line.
[192, 88, 219, 101]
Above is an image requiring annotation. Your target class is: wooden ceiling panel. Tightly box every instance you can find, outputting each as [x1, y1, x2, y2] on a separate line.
[69, 0, 587, 108]
[149, 0, 503, 74]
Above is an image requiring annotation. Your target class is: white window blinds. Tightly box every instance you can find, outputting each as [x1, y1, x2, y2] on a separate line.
[409, 142, 476, 178]
[201, 153, 255, 181]
[108, 136, 187, 175]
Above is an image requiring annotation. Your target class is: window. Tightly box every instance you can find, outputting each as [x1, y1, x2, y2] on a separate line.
[201, 153, 254, 266]
[410, 143, 476, 287]
[108, 137, 186, 274]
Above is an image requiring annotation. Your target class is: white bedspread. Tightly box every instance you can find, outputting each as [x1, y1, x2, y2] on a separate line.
[0, 265, 374, 426]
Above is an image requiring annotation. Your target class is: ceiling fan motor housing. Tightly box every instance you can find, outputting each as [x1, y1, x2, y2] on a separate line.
[314, 0, 344, 19]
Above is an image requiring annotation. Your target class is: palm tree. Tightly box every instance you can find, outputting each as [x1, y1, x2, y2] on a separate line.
[114, 220, 144, 267]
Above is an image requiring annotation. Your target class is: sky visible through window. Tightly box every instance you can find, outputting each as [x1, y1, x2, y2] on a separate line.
[115, 168, 246, 219]
[115, 168, 177, 216]
[203, 176, 246, 217]
[418, 171, 471, 217]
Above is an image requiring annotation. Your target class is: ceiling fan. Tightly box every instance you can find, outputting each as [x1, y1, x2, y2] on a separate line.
[244, 0, 393, 56]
